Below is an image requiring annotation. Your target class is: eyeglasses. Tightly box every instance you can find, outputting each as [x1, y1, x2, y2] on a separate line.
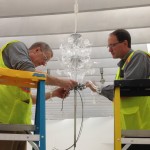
[107, 41, 123, 49]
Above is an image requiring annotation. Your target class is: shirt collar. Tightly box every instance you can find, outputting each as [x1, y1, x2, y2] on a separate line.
[117, 49, 134, 67]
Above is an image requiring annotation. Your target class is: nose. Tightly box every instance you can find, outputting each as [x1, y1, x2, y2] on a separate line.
[108, 47, 113, 52]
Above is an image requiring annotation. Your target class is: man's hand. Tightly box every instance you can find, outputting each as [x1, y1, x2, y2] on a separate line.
[85, 81, 97, 92]
[52, 87, 70, 99]
[57, 79, 78, 90]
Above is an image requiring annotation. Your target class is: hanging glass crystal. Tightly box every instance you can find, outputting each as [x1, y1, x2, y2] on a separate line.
[59, 33, 94, 82]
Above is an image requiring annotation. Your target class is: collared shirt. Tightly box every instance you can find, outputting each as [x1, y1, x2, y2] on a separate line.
[117, 49, 134, 68]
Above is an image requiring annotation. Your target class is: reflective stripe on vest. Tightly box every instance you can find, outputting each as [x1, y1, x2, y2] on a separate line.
[0, 41, 32, 124]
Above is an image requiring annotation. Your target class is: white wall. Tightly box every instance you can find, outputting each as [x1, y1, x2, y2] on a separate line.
[28, 117, 114, 150]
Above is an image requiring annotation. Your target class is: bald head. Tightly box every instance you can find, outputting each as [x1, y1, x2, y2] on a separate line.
[29, 42, 53, 57]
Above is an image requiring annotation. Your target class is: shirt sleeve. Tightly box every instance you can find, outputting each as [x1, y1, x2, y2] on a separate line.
[101, 85, 114, 101]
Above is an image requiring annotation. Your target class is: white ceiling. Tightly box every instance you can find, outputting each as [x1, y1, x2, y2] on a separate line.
[0, 0, 150, 120]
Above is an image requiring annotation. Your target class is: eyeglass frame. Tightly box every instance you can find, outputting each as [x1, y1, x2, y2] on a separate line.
[39, 48, 49, 63]
[107, 41, 124, 49]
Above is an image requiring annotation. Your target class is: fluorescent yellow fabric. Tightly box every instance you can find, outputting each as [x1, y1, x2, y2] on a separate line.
[116, 51, 150, 129]
[0, 41, 32, 124]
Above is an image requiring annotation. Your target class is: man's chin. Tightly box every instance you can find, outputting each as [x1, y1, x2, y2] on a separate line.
[112, 55, 115, 58]
[112, 55, 118, 59]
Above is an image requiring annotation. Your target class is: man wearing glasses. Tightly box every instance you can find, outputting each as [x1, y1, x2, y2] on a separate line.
[86, 29, 150, 150]
[0, 41, 77, 150]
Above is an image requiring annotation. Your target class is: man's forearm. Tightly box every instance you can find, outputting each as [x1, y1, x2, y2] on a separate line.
[46, 75, 61, 86]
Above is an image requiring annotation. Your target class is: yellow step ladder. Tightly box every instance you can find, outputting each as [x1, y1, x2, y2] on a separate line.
[114, 79, 150, 150]
[0, 67, 47, 150]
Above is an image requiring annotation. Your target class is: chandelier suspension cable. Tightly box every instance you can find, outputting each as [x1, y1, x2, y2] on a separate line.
[74, 0, 78, 33]
[73, 0, 79, 149]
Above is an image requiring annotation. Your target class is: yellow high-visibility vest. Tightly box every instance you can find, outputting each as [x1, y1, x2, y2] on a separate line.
[0, 41, 32, 124]
[116, 51, 150, 129]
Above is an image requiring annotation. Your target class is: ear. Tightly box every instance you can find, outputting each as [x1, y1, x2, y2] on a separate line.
[32, 47, 40, 53]
[36, 47, 41, 52]
[124, 40, 128, 47]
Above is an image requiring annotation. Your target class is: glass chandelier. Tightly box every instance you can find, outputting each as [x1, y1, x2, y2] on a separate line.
[58, 0, 94, 83]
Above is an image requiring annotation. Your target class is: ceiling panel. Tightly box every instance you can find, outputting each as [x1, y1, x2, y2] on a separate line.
[0, 0, 150, 17]
[0, 7, 150, 37]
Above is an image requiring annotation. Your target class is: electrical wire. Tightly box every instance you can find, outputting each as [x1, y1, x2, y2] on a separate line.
[53, 88, 84, 150]
[61, 99, 64, 111]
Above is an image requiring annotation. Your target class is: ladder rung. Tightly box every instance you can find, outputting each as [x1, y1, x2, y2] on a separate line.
[0, 124, 36, 131]
[122, 130, 150, 137]
[0, 133, 39, 141]
[122, 138, 150, 144]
